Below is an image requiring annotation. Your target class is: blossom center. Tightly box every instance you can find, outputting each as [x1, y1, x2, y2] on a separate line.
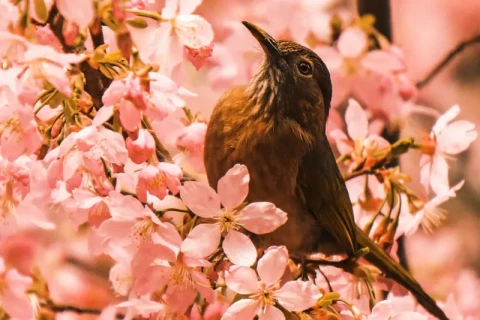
[219, 209, 239, 232]
[171, 264, 192, 286]
[131, 217, 156, 243]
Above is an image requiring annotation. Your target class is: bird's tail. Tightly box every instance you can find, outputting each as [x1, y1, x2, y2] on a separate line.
[355, 227, 449, 320]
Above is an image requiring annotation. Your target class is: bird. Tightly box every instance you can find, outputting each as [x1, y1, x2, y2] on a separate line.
[203, 21, 448, 320]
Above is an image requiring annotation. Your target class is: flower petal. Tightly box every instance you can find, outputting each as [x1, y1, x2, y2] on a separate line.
[223, 230, 257, 267]
[217, 164, 250, 210]
[430, 154, 450, 196]
[180, 181, 222, 218]
[275, 280, 321, 311]
[175, 14, 214, 49]
[225, 265, 258, 294]
[330, 129, 354, 154]
[181, 223, 221, 258]
[361, 50, 406, 74]
[221, 299, 260, 320]
[432, 105, 460, 136]
[192, 270, 214, 303]
[135, 265, 171, 295]
[345, 99, 368, 140]
[258, 305, 285, 320]
[93, 105, 114, 126]
[56, 0, 94, 28]
[257, 246, 288, 286]
[337, 26, 367, 58]
[436, 120, 477, 154]
[237, 202, 287, 234]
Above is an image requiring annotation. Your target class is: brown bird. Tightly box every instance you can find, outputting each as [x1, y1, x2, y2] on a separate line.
[204, 21, 448, 320]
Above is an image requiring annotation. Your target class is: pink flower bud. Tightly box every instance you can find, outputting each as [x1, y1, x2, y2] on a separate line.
[186, 43, 214, 70]
[126, 129, 155, 164]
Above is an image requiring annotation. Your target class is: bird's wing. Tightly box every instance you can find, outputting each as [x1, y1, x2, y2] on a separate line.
[296, 139, 357, 255]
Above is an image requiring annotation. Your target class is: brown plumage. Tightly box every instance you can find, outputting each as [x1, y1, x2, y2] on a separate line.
[204, 21, 448, 320]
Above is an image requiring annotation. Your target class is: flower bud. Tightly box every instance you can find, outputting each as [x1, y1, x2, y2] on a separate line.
[126, 129, 155, 164]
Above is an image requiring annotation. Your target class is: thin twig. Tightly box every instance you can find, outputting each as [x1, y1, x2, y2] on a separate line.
[342, 169, 374, 181]
[416, 34, 480, 88]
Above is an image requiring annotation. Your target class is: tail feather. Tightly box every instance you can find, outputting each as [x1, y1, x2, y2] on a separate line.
[355, 227, 449, 320]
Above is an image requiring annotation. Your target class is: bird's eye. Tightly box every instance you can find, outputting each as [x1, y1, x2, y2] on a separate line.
[298, 61, 312, 75]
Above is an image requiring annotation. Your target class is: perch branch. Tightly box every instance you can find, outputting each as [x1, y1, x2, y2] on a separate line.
[416, 34, 480, 88]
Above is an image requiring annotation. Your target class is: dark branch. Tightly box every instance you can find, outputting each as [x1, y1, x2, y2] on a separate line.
[416, 34, 480, 88]
[47, 6, 109, 109]
[40, 301, 126, 320]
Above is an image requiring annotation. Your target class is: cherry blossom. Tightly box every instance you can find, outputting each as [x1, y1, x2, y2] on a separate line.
[405, 181, 464, 236]
[132, 235, 214, 314]
[0, 257, 35, 320]
[175, 121, 208, 173]
[330, 99, 390, 170]
[125, 129, 155, 164]
[56, 0, 94, 28]
[419, 105, 477, 195]
[180, 164, 287, 266]
[135, 162, 183, 202]
[223, 246, 320, 320]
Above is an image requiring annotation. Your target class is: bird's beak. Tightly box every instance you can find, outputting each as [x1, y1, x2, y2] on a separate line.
[242, 21, 282, 59]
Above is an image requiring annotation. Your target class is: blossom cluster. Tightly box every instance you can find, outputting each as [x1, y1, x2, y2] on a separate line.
[0, 1, 478, 320]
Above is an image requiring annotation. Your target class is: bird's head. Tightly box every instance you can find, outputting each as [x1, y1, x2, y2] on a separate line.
[243, 21, 332, 125]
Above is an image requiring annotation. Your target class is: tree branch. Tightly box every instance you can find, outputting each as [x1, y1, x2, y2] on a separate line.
[40, 301, 127, 319]
[416, 34, 480, 89]
[47, 6, 109, 109]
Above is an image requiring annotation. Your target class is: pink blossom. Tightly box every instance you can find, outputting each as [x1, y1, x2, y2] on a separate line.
[132, 236, 214, 314]
[125, 129, 155, 164]
[97, 191, 181, 250]
[405, 181, 464, 236]
[56, 0, 94, 27]
[368, 294, 428, 320]
[0, 258, 35, 320]
[136, 162, 183, 202]
[186, 43, 214, 70]
[148, 71, 196, 119]
[72, 189, 111, 228]
[420, 105, 477, 195]
[176, 122, 207, 173]
[0, 89, 42, 161]
[0, 1, 19, 31]
[330, 99, 389, 169]
[129, 0, 213, 74]
[223, 246, 320, 320]
[180, 164, 287, 266]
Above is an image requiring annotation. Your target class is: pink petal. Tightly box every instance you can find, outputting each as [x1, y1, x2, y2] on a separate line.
[275, 280, 321, 311]
[257, 246, 288, 286]
[116, 298, 165, 314]
[181, 223, 221, 258]
[132, 241, 177, 276]
[217, 164, 250, 210]
[258, 305, 285, 320]
[314, 46, 343, 70]
[93, 105, 114, 126]
[419, 155, 432, 194]
[436, 120, 477, 154]
[102, 80, 126, 106]
[430, 154, 450, 196]
[221, 299, 260, 320]
[329, 129, 354, 154]
[225, 265, 259, 294]
[56, 0, 94, 27]
[179, 181, 222, 218]
[361, 50, 406, 74]
[165, 282, 196, 314]
[392, 313, 428, 320]
[175, 14, 214, 49]
[135, 265, 170, 295]
[432, 105, 460, 136]
[345, 99, 368, 140]
[223, 230, 257, 267]
[42, 63, 72, 96]
[192, 270, 214, 303]
[337, 26, 367, 58]
[118, 100, 141, 132]
[237, 202, 287, 234]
